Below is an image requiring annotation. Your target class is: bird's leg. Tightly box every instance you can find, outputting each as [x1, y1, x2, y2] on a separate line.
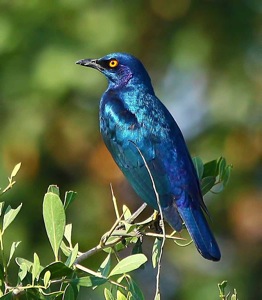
[152, 210, 159, 221]
[150, 210, 162, 233]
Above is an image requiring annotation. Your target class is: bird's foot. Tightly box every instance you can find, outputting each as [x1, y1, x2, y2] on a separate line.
[152, 210, 159, 221]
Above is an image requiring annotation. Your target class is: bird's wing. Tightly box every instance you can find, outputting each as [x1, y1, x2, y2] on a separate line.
[100, 93, 208, 232]
[104, 131, 184, 232]
[100, 95, 186, 230]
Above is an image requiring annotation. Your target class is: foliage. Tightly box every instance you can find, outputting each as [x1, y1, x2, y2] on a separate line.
[218, 281, 238, 300]
[0, 158, 233, 299]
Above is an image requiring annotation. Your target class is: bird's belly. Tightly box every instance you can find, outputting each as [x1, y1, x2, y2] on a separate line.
[102, 133, 183, 208]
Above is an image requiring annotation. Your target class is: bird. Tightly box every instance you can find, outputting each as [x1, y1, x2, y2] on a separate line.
[76, 52, 221, 261]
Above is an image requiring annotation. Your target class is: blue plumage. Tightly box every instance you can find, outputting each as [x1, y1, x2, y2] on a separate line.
[76, 53, 221, 261]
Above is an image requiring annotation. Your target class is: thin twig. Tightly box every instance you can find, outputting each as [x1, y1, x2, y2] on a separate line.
[75, 264, 126, 289]
[74, 245, 102, 264]
[126, 202, 147, 223]
[110, 183, 120, 220]
[173, 239, 193, 247]
[144, 232, 185, 241]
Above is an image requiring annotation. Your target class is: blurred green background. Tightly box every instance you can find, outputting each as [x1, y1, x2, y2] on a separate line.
[0, 0, 261, 299]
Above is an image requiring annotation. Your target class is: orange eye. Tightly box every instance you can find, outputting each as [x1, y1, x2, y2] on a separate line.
[109, 59, 119, 68]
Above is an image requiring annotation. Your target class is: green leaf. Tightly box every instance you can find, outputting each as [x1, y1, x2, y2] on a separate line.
[203, 159, 218, 178]
[0, 202, 4, 216]
[103, 236, 126, 253]
[123, 205, 132, 220]
[43, 191, 66, 260]
[40, 262, 73, 280]
[116, 274, 125, 284]
[67, 282, 80, 300]
[231, 289, 238, 300]
[10, 162, 21, 178]
[72, 276, 107, 287]
[192, 157, 204, 180]
[109, 254, 147, 277]
[18, 262, 28, 282]
[218, 157, 226, 180]
[218, 280, 228, 297]
[43, 270, 51, 288]
[129, 277, 145, 300]
[60, 241, 71, 256]
[104, 288, 114, 300]
[64, 191, 77, 210]
[64, 223, 72, 247]
[3, 203, 22, 233]
[122, 221, 136, 234]
[32, 252, 41, 283]
[7, 241, 21, 266]
[152, 238, 162, 268]
[65, 243, 78, 267]
[47, 185, 60, 196]
[0, 264, 4, 282]
[98, 253, 111, 278]
[63, 284, 75, 300]
[16, 257, 33, 269]
[211, 182, 224, 194]
[201, 176, 216, 195]
[117, 290, 127, 300]
[222, 165, 232, 188]
[0, 291, 12, 299]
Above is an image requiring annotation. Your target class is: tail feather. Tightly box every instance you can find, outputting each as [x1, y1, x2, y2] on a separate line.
[177, 201, 221, 261]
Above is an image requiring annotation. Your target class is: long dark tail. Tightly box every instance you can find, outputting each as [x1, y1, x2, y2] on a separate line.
[177, 203, 221, 261]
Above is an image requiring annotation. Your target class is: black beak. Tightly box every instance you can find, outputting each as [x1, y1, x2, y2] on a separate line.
[75, 58, 104, 71]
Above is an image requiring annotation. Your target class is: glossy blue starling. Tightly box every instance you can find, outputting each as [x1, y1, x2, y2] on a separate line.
[76, 53, 221, 261]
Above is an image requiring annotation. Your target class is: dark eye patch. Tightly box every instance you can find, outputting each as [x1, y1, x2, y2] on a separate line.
[98, 60, 109, 68]
[99, 59, 118, 69]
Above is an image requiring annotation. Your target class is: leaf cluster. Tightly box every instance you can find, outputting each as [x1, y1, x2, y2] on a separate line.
[193, 156, 232, 195]
[0, 158, 233, 299]
[218, 281, 238, 300]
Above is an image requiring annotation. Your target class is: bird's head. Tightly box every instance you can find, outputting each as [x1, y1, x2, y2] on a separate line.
[76, 52, 154, 92]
